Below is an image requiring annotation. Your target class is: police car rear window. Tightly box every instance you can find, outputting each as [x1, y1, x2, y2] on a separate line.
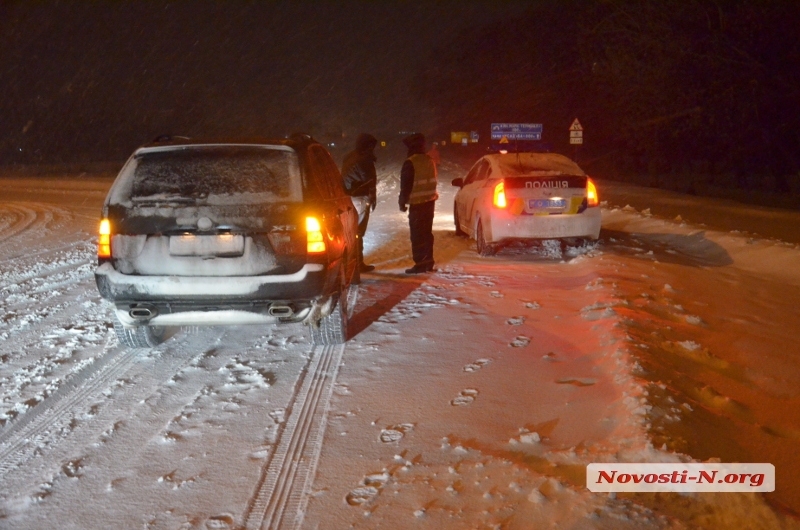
[127, 146, 302, 205]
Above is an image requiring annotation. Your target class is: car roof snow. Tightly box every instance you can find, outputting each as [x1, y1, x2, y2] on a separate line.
[486, 152, 585, 177]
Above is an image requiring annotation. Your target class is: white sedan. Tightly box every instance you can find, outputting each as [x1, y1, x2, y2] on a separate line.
[452, 152, 601, 255]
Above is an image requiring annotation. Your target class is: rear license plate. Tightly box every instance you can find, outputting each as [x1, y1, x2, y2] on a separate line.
[529, 199, 566, 209]
[169, 234, 244, 257]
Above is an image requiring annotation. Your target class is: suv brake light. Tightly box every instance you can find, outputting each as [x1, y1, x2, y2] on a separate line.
[306, 216, 326, 253]
[587, 178, 599, 207]
[98, 219, 112, 258]
[493, 181, 507, 208]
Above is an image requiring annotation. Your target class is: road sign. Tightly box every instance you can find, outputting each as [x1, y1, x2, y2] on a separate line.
[470, 131, 479, 143]
[491, 123, 543, 141]
[570, 137, 583, 144]
[451, 131, 469, 144]
[569, 119, 583, 131]
[570, 131, 583, 139]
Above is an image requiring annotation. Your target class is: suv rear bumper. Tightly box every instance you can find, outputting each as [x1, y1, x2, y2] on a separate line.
[96, 262, 325, 297]
[95, 262, 329, 325]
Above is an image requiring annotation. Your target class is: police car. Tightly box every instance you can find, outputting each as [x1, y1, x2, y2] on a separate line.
[451, 151, 600, 255]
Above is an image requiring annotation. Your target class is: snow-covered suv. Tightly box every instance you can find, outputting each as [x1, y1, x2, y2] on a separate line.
[95, 135, 360, 347]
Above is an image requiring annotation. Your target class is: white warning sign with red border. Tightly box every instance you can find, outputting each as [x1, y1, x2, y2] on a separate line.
[570, 118, 583, 144]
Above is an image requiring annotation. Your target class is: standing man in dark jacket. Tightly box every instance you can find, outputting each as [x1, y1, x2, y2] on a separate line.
[341, 133, 378, 272]
[398, 133, 438, 274]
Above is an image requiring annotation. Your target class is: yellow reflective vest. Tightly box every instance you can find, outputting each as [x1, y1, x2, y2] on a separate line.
[408, 154, 438, 204]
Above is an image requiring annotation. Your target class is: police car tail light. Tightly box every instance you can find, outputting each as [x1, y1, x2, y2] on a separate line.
[306, 216, 326, 253]
[587, 178, 599, 207]
[98, 219, 112, 258]
[493, 181, 507, 209]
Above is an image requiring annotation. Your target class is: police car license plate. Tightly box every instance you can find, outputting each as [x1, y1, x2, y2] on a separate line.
[529, 199, 566, 209]
[169, 234, 244, 257]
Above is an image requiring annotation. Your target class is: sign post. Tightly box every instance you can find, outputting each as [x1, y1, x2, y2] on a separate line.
[569, 119, 583, 162]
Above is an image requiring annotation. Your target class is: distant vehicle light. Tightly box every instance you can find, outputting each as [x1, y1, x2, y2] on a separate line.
[499, 149, 508, 154]
[306, 216, 326, 253]
[98, 218, 112, 258]
[493, 181, 507, 208]
[587, 178, 599, 207]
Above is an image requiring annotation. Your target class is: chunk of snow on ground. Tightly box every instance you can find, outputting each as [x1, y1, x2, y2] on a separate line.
[677, 340, 702, 351]
[509, 336, 531, 347]
[519, 432, 541, 444]
[685, 315, 703, 325]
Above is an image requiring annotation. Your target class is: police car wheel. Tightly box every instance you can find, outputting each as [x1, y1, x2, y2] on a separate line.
[476, 220, 497, 256]
[454, 204, 467, 237]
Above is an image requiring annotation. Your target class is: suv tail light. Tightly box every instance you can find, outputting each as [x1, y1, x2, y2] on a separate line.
[493, 181, 507, 208]
[98, 219, 112, 258]
[306, 216, 326, 253]
[587, 178, 599, 207]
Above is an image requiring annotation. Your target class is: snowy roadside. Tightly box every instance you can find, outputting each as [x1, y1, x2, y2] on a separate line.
[300, 161, 800, 528]
[0, 162, 799, 528]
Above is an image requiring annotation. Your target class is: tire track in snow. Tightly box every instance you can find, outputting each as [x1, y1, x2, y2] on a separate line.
[0, 242, 97, 345]
[0, 330, 225, 495]
[0, 336, 140, 474]
[0, 203, 73, 261]
[0, 240, 93, 288]
[0, 203, 38, 243]
[0, 238, 92, 266]
[243, 343, 345, 530]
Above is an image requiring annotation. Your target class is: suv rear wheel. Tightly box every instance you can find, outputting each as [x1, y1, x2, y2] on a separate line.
[113, 315, 165, 348]
[309, 263, 351, 345]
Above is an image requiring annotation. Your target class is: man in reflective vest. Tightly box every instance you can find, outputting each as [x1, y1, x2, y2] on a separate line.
[398, 133, 438, 274]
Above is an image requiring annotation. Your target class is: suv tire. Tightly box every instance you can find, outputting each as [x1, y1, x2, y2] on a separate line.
[113, 315, 165, 348]
[309, 264, 350, 345]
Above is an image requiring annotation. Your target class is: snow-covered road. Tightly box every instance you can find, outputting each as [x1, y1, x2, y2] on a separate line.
[1, 160, 799, 529]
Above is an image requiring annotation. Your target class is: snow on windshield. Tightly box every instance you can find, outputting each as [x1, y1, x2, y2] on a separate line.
[109, 146, 302, 206]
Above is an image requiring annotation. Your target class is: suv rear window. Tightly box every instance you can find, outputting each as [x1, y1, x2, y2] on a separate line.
[117, 145, 302, 205]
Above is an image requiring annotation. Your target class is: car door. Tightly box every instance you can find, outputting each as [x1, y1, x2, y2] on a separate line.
[462, 159, 491, 234]
[307, 145, 357, 279]
[456, 160, 483, 236]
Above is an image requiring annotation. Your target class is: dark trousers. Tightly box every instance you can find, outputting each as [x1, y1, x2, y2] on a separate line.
[408, 200, 435, 267]
[357, 206, 370, 265]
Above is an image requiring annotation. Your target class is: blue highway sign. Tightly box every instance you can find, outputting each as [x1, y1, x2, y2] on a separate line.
[491, 123, 543, 141]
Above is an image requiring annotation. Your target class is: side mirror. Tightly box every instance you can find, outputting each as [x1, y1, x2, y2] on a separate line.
[451, 178, 464, 188]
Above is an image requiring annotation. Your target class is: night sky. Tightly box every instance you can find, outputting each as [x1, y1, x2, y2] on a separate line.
[0, 1, 527, 165]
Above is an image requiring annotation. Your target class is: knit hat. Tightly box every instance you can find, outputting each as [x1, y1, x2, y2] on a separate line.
[402, 133, 426, 149]
[356, 133, 378, 151]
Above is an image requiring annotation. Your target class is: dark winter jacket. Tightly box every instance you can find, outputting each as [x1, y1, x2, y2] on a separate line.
[341, 134, 378, 203]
